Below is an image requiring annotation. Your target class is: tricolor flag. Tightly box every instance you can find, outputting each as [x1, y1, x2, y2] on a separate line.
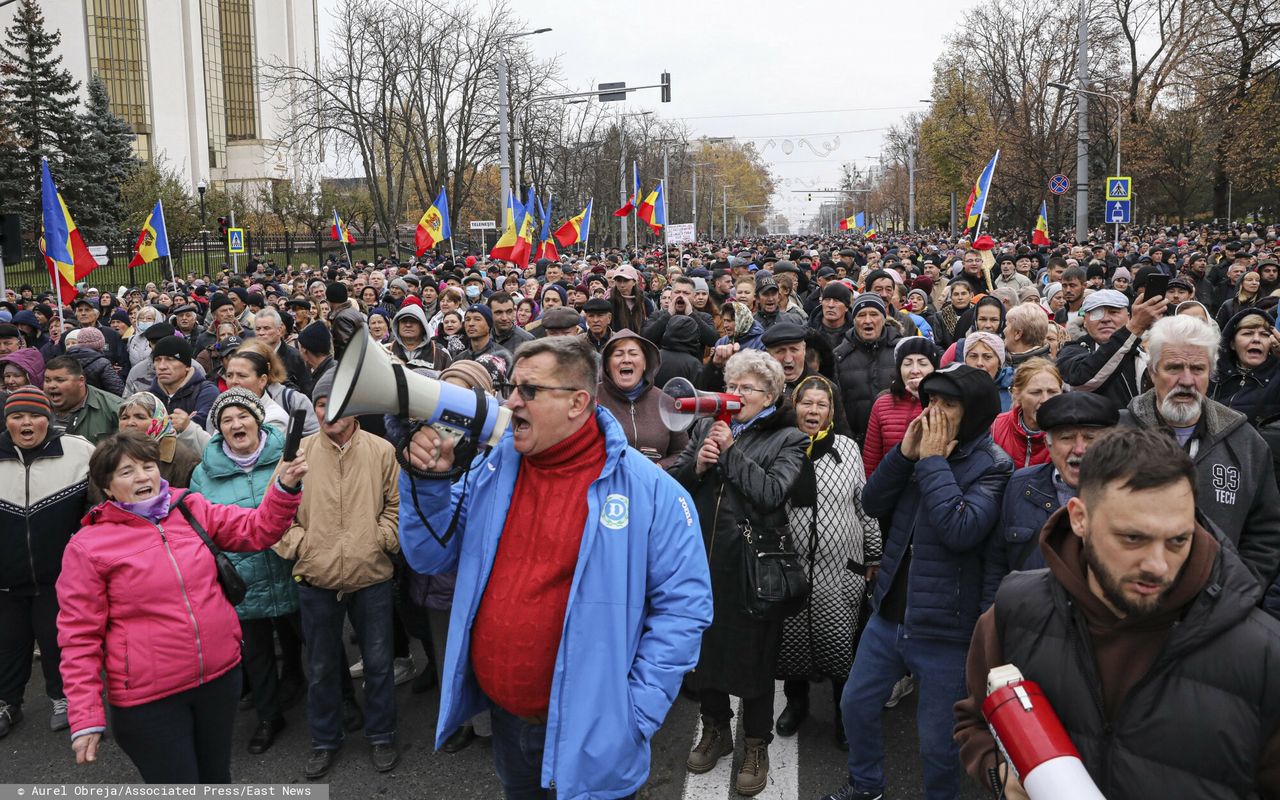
[614, 162, 640, 217]
[415, 187, 451, 256]
[636, 181, 666, 234]
[128, 199, 170, 269]
[535, 196, 559, 261]
[865, 225, 878, 240]
[554, 200, 593, 247]
[1029, 199, 1049, 247]
[962, 150, 1001, 234]
[331, 209, 357, 243]
[39, 159, 97, 302]
[490, 191, 521, 264]
[838, 213, 856, 230]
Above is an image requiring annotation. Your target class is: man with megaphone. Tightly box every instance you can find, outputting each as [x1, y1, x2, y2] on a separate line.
[395, 336, 713, 800]
[954, 428, 1280, 800]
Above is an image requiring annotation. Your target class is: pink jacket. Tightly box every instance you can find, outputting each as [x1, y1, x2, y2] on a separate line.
[56, 484, 301, 737]
[863, 392, 923, 478]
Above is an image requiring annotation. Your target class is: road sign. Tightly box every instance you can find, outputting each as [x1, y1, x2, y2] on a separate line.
[227, 227, 245, 254]
[598, 81, 627, 102]
[666, 223, 696, 244]
[468, 220, 497, 230]
[86, 245, 109, 266]
[1048, 174, 1070, 195]
[1107, 200, 1132, 224]
[1106, 176, 1132, 201]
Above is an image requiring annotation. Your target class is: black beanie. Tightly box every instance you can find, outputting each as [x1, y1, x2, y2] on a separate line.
[151, 335, 193, 367]
[297, 321, 332, 355]
[821, 281, 854, 307]
[326, 282, 349, 305]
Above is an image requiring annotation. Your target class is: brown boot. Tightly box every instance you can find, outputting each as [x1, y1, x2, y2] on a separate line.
[735, 737, 769, 796]
[686, 715, 733, 774]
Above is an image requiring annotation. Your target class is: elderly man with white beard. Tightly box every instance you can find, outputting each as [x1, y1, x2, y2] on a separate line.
[1119, 315, 1280, 592]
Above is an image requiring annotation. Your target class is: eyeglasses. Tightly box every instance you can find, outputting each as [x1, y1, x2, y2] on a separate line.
[512, 383, 582, 401]
[725, 383, 766, 396]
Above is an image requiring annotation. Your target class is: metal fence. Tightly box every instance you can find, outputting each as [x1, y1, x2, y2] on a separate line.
[0, 229, 486, 294]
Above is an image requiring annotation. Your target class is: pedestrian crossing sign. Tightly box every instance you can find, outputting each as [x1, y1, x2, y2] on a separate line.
[227, 227, 245, 254]
[1107, 177, 1131, 201]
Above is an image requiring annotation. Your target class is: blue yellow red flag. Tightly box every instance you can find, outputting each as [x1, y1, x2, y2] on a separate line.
[637, 182, 666, 234]
[554, 200, 593, 248]
[1032, 200, 1051, 246]
[331, 209, 357, 244]
[128, 199, 170, 268]
[963, 150, 1001, 234]
[39, 158, 97, 301]
[490, 190, 520, 263]
[415, 187, 451, 256]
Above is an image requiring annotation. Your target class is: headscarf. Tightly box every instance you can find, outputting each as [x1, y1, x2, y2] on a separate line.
[792, 375, 836, 458]
[120, 391, 176, 440]
[790, 374, 838, 509]
[727, 301, 756, 340]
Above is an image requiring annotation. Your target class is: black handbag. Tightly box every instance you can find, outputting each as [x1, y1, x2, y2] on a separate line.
[739, 520, 810, 620]
[175, 493, 247, 606]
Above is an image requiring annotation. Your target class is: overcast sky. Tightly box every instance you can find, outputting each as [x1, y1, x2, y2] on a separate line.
[318, 0, 970, 226]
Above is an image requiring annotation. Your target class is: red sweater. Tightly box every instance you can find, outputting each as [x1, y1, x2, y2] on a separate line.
[863, 392, 922, 478]
[470, 415, 606, 718]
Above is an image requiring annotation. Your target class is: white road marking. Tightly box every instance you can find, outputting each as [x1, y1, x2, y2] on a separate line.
[680, 682, 801, 800]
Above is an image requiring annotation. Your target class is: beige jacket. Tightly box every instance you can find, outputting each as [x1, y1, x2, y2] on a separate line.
[274, 427, 401, 592]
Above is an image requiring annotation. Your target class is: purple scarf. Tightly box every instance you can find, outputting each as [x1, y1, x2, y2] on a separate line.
[112, 479, 172, 522]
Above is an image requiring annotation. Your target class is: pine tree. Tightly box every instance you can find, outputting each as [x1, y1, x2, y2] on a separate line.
[0, 0, 83, 232]
[73, 75, 140, 240]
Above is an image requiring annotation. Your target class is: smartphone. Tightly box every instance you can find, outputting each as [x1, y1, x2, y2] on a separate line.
[1142, 274, 1169, 304]
[283, 409, 307, 462]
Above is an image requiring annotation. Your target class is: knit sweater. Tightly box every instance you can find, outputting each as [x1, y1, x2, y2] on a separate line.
[469, 414, 607, 718]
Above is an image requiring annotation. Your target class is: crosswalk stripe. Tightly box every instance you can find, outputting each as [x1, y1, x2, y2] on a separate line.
[680, 682, 801, 800]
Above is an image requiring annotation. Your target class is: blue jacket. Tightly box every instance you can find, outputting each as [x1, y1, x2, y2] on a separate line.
[862, 434, 1012, 643]
[983, 462, 1059, 608]
[400, 407, 713, 800]
[190, 426, 299, 620]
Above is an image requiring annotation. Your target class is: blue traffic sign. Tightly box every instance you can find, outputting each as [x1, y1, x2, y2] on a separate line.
[1106, 200, 1131, 224]
[1106, 177, 1132, 201]
[1049, 174, 1070, 195]
[227, 227, 246, 254]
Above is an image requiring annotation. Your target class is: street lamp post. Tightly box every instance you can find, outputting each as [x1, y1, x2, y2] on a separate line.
[1050, 80, 1123, 244]
[722, 185, 734, 240]
[197, 179, 208, 276]
[496, 28, 551, 220]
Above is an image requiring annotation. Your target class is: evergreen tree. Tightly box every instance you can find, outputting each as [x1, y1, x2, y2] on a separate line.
[74, 75, 139, 240]
[0, 0, 83, 232]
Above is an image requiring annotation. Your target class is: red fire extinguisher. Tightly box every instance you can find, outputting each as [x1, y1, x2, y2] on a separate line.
[982, 665, 1106, 799]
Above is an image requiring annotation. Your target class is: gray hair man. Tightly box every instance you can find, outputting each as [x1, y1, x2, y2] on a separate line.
[1119, 315, 1280, 588]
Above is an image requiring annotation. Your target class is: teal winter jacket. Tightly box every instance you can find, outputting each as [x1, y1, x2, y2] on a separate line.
[190, 425, 299, 620]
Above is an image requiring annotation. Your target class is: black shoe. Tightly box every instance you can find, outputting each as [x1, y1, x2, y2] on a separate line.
[341, 698, 364, 733]
[304, 748, 337, 780]
[371, 743, 399, 772]
[248, 717, 286, 754]
[775, 701, 809, 737]
[411, 667, 438, 694]
[0, 702, 22, 738]
[440, 725, 476, 753]
[817, 784, 883, 800]
[834, 719, 848, 751]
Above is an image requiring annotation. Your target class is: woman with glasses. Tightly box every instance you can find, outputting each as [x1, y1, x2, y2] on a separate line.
[670, 349, 808, 796]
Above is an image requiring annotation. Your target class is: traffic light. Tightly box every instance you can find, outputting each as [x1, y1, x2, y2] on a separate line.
[807, 194, 812, 202]
[217, 216, 229, 239]
[660, 72, 671, 103]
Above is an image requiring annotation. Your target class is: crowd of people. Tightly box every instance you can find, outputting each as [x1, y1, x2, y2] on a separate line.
[2, 222, 1280, 798]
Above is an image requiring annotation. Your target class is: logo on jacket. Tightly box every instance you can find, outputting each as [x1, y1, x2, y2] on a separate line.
[1212, 463, 1239, 505]
[601, 494, 629, 530]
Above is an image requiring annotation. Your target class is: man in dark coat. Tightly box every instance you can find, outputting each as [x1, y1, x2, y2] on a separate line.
[956, 429, 1280, 800]
[822, 364, 1010, 800]
[1057, 289, 1165, 408]
[834, 293, 903, 446]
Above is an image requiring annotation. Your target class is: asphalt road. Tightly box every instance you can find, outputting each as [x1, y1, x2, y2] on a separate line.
[4, 639, 987, 799]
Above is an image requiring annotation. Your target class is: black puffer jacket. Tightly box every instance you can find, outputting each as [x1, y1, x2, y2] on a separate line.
[654, 315, 705, 389]
[65, 346, 125, 396]
[1211, 308, 1280, 424]
[669, 404, 808, 698]
[834, 323, 903, 446]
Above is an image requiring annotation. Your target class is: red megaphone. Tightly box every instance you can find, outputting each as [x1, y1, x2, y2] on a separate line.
[659, 377, 743, 431]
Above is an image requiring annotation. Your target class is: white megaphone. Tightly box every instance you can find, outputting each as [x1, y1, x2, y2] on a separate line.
[659, 377, 743, 432]
[327, 330, 511, 449]
[983, 665, 1106, 800]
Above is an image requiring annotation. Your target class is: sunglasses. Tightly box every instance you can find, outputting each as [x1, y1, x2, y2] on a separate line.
[511, 383, 581, 401]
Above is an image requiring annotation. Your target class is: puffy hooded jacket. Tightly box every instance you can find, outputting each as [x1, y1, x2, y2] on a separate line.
[863, 364, 1012, 643]
[391, 303, 449, 369]
[57, 483, 301, 736]
[990, 407, 1050, 468]
[653, 315, 705, 389]
[189, 425, 299, 620]
[66, 345, 125, 396]
[596, 329, 689, 468]
[0, 347, 45, 388]
[862, 391, 922, 478]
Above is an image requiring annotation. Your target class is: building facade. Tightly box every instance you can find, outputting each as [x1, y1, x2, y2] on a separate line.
[8, 0, 319, 195]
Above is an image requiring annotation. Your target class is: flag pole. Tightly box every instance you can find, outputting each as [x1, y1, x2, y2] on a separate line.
[583, 198, 592, 257]
[444, 187, 455, 265]
[159, 198, 176, 287]
[334, 208, 353, 268]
